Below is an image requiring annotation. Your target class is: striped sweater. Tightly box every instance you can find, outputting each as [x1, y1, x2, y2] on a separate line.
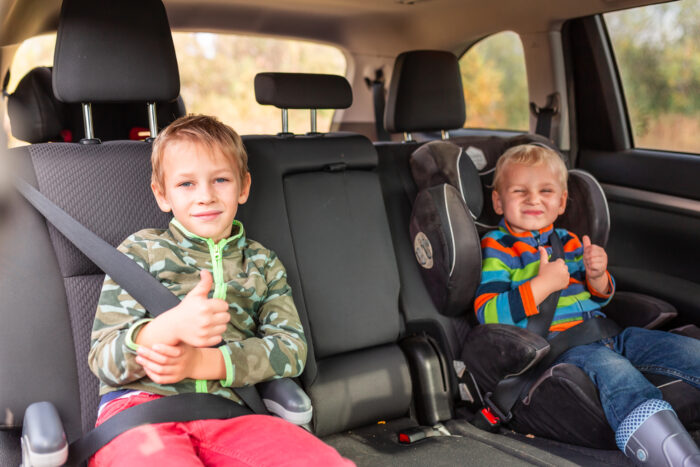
[474, 219, 614, 334]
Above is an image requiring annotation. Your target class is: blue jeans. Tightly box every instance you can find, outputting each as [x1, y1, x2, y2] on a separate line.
[554, 327, 700, 431]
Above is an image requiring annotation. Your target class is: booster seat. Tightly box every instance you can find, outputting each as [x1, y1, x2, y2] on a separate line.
[409, 139, 700, 447]
[383, 49, 700, 448]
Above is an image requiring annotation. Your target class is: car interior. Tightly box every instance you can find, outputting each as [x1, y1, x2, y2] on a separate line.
[1, 0, 699, 465]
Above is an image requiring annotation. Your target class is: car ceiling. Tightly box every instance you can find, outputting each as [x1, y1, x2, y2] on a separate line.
[0, 0, 675, 55]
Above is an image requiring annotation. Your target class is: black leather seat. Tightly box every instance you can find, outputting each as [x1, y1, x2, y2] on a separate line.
[7, 66, 185, 144]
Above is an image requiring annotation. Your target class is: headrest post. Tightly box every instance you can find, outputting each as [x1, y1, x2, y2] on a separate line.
[282, 108, 289, 133]
[147, 102, 158, 138]
[80, 102, 100, 144]
[310, 109, 317, 133]
[82, 103, 94, 139]
[404, 132, 414, 142]
[441, 130, 450, 140]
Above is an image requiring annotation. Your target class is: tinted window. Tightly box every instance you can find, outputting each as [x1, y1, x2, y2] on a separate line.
[459, 31, 529, 131]
[605, 1, 700, 153]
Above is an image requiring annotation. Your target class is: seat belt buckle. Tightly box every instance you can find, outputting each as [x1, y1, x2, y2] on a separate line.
[484, 392, 512, 423]
[397, 427, 428, 444]
[473, 407, 501, 433]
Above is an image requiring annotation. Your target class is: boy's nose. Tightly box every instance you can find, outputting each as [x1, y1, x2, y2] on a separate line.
[197, 184, 216, 203]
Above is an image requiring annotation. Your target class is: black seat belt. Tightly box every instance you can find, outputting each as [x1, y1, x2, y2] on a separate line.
[484, 230, 620, 423]
[365, 69, 391, 142]
[67, 394, 251, 464]
[15, 176, 269, 462]
[530, 92, 559, 140]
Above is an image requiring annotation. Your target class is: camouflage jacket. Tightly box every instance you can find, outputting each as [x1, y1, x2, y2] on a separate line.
[88, 218, 307, 404]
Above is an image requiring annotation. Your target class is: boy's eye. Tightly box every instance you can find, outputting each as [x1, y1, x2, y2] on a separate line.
[178, 181, 193, 188]
[215, 177, 229, 183]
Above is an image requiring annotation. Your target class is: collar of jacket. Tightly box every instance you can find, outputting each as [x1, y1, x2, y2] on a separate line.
[498, 218, 555, 246]
[169, 218, 246, 253]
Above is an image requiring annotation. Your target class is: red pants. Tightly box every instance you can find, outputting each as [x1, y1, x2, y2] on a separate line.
[90, 393, 354, 466]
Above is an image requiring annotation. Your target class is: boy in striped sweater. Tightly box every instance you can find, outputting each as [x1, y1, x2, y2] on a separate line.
[475, 144, 700, 465]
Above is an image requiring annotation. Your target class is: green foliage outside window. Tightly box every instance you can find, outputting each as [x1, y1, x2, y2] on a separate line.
[459, 31, 529, 131]
[606, 0, 700, 154]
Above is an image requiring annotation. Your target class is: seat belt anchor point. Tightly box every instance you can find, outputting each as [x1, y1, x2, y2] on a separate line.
[484, 392, 512, 423]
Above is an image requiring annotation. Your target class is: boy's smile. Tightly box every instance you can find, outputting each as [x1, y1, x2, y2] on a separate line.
[492, 162, 567, 233]
[152, 139, 251, 242]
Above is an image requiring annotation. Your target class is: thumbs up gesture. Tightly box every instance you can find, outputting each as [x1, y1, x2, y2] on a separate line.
[581, 235, 608, 280]
[172, 270, 231, 347]
[536, 246, 570, 294]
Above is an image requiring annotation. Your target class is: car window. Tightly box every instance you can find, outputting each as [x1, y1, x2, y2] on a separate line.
[605, 0, 700, 154]
[458, 31, 529, 132]
[173, 33, 346, 134]
[5, 32, 346, 146]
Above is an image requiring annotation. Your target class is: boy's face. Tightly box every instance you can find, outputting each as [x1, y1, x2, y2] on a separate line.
[152, 139, 251, 242]
[492, 162, 567, 233]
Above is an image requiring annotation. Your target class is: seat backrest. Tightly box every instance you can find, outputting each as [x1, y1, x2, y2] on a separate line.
[0, 0, 179, 445]
[238, 72, 413, 437]
[7, 66, 185, 144]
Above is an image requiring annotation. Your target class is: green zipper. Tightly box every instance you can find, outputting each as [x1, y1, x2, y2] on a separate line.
[171, 219, 243, 392]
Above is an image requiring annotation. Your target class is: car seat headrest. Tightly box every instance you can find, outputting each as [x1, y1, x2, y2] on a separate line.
[410, 141, 483, 219]
[384, 50, 465, 134]
[7, 67, 68, 143]
[53, 0, 179, 103]
[7, 67, 186, 143]
[254, 73, 353, 109]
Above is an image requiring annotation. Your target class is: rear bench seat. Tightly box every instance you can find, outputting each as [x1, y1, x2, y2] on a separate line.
[238, 72, 574, 466]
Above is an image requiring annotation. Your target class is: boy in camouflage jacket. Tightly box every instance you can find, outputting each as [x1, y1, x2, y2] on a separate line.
[88, 115, 353, 466]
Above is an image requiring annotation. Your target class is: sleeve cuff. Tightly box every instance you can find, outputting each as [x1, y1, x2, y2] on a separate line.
[520, 281, 538, 317]
[125, 318, 153, 352]
[587, 271, 614, 298]
[218, 345, 234, 387]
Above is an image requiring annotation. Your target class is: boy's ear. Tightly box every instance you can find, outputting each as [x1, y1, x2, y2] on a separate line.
[492, 189, 504, 215]
[238, 172, 252, 205]
[558, 190, 568, 215]
[151, 182, 172, 213]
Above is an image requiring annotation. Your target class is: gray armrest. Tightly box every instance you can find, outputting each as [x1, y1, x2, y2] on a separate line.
[605, 291, 677, 329]
[258, 379, 312, 426]
[21, 402, 68, 467]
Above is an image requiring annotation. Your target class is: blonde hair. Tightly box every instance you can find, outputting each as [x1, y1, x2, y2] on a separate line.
[151, 114, 248, 191]
[492, 144, 568, 192]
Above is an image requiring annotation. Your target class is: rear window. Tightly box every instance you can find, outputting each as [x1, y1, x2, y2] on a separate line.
[605, 1, 700, 154]
[459, 31, 529, 132]
[5, 32, 346, 146]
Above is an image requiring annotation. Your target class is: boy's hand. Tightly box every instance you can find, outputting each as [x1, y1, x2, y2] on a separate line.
[535, 246, 570, 294]
[171, 270, 230, 347]
[136, 343, 200, 384]
[582, 235, 608, 279]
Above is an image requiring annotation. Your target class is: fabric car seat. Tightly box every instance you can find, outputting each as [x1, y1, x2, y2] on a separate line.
[384, 50, 700, 448]
[0, 0, 180, 465]
[6, 66, 185, 144]
[237, 72, 578, 466]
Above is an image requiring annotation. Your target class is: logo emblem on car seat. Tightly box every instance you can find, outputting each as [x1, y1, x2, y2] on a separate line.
[414, 232, 433, 269]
